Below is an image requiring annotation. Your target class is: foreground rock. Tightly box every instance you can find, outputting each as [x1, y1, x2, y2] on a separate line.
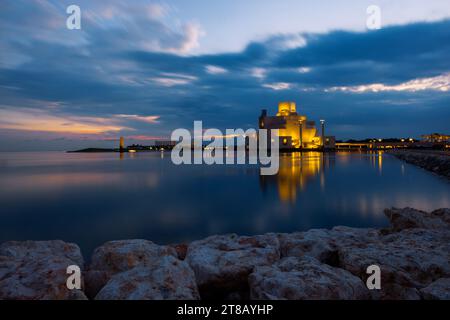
[96, 257, 199, 300]
[87, 240, 199, 300]
[384, 207, 450, 232]
[278, 226, 380, 264]
[420, 278, 450, 300]
[185, 234, 280, 298]
[249, 256, 369, 300]
[275, 207, 450, 299]
[1, 207, 449, 300]
[338, 228, 450, 299]
[0, 240, 86, 300]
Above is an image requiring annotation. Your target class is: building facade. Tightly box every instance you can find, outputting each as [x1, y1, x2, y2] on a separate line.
[259, 102, 335, 150]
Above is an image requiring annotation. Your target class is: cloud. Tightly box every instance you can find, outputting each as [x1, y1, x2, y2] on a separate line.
[0, 108, 130, 134]
[1, 1, 450, 148]
[262, 83, 291, 91]
[152, 73, 198, 87]
[114, 114, 160, 123]
[205, 65, 228, 75]
[328, 73, 450, 93]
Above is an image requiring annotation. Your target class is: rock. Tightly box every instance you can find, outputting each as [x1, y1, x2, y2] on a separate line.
[95, 256, 199, 300]
[88, 239, 199, 300]
[87, 239, 178, 297]
[278, 227, 380, 265]
[420, 278, 450, 300]
[185, 234, 280, 297]
[84, 270, 111, 299]
[0, 240, 87, 300]
[384, 207, 449, 232]
[338, 229, 450, 299]
[249, 256, 369, 300]
[90, 239, 177, 273]
[169, 243, 189, 260]
[431, 208, 450, 226]
[390, 151, 450, 179]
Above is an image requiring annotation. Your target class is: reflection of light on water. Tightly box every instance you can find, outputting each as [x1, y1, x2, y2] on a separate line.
[261, 152, 324, 203]
[378, 151, 383, 174]
[0, 172, 160, 195]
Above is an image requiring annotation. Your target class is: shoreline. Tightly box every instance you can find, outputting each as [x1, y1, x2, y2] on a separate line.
[1, 207, 449, 300]
[389, 150, 450, 179]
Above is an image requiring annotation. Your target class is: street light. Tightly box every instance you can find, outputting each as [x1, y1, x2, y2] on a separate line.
[320, 120, 325, 148]
[299, 119, 303, 149]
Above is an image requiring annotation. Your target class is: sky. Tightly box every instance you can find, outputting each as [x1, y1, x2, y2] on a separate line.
[1, 0, 450, 151]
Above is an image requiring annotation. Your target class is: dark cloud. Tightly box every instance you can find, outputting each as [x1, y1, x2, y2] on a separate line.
[0, 1, 449, 151]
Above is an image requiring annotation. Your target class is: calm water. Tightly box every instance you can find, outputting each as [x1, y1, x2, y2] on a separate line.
[1, 151, 450, 256]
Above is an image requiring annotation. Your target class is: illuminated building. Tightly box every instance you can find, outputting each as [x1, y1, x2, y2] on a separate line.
[259, 102, 335, 150]
[155, 140, 177, 148]
[421, 133, 450, 143]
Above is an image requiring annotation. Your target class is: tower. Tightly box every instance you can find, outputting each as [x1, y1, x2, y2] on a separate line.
[119, 136, 125, 151]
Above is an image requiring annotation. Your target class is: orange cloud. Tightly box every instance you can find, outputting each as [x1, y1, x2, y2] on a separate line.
[0, 108, 130, 134]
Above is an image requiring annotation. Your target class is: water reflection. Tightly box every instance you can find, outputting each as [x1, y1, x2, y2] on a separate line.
[0, 151, 449, 256]
[260, 152, 330, 203]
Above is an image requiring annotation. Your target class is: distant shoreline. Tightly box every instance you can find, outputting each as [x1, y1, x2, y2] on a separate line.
[389, 149, 450, 179]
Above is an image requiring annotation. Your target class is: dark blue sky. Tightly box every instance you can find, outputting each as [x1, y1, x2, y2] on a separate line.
[1, 0, 450, 151]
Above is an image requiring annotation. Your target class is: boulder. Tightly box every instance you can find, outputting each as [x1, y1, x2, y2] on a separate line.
[88, 239, 199, 300]
[420, 278, 450, 300]
[90, 239, 177, 273]
[249, 256, 369, 300]
[169, 243, 189, 260]
[338, 229, 450, 299]
[87, 239, 178, 297]
[384, 207, 449, 232]
[278, 227, 380, 265]
[185, 234, 280, 297]
[0, 240, 87, 300]
[95, 256, 199, 300]
[431, 208, 450, 226]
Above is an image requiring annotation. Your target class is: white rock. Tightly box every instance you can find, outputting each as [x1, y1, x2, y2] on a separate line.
[185, 234, 280, 293]
[249, 256, 369, 300]
[95, 256, 199, 300]
[0, 241, 86, 300]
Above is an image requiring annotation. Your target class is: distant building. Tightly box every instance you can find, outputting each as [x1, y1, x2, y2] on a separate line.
[154, 140, 177, 148]
[119, 136, 125, 150]
[421, 133, 450, 143]
[259, 102, 335, 149]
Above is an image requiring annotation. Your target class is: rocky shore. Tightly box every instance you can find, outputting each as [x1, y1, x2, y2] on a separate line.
[1, 207, 449, 300]
[390, 150, 450, 179]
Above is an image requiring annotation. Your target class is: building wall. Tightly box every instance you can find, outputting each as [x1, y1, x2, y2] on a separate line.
[259, 102, 323, 149]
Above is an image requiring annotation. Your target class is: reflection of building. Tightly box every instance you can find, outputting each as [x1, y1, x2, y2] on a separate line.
[260, 152, 334, 203]
[421, 133, 450, 143]
[259, 102, 335, 150]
